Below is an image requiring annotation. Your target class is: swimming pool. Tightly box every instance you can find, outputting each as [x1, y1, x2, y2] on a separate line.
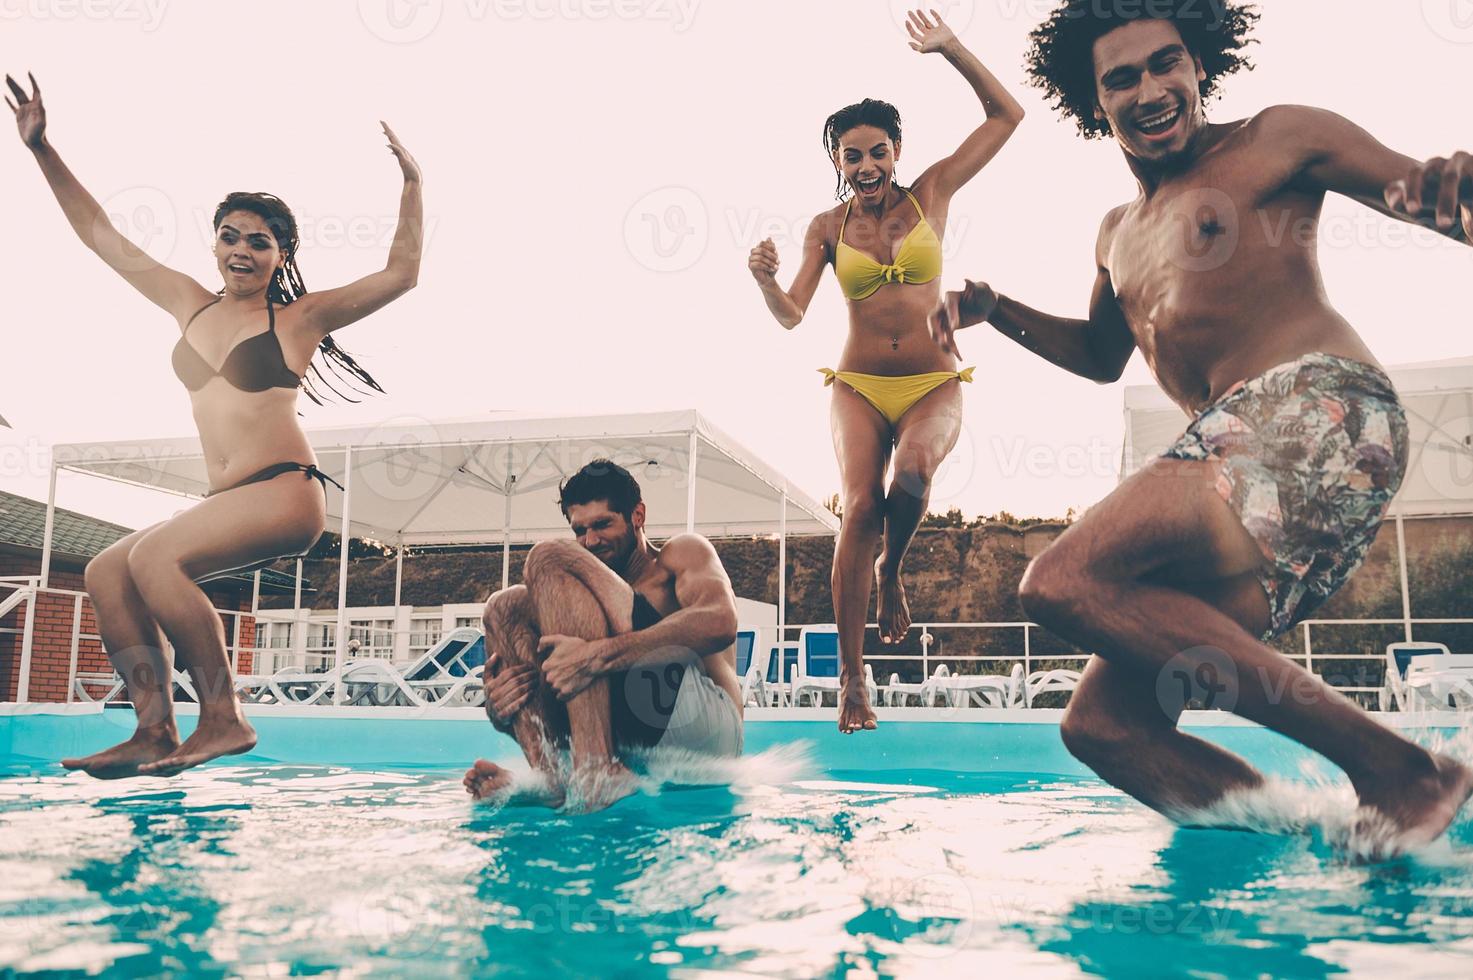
[4, 705, 1473, 977]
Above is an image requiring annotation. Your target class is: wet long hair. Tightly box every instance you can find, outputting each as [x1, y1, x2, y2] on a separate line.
[821, 98, 905, 202]
[1025, 0, 1260, 140]
[212, 192, 385, 404]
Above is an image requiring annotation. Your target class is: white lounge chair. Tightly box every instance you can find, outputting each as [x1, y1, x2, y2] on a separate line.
[1379, 642, 1453, 712]
[340, 628, 488, 706]
[880, 665, 951, 707]
[789, 625, 878, 707]
[921, 662, 1026, 709]
[735, 628, 766, 707]
[1025, 668, 1082, 708]
[1403, 652, 1473, 712]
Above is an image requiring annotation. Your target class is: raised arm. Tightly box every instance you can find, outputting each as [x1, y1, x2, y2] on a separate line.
[292, 122, 423, 341]
[748, 211, 830, 330]
[6, 73, 209, 320]
[929, 210, 1136, 383]
[1257, 104, 1471, 244]
[906, 9, 1025, 204]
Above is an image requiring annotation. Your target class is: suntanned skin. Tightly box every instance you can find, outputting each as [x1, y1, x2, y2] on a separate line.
[931, 19, 1473, 855]
[747, 9, 1025, 733]
[6, 72, 423, 777]
[464, 498, 740, 812]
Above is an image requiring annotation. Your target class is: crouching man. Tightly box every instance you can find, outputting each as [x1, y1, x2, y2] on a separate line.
[464, 459, 744, 810]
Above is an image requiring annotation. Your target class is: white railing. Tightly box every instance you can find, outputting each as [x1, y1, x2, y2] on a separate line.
[6, 580, 1472, 711]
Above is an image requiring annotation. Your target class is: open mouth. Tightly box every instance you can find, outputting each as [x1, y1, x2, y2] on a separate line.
[1135, 105, 1183, 139]
[856, 175, 883, 195]
[227, 263, 253, 275]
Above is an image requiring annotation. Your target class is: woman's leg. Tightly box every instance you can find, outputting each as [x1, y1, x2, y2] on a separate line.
[123, 472, 325, 776]
[61, 525, 178, 778]
[829, 383, 892, 733]
[878, 379, 964, 643]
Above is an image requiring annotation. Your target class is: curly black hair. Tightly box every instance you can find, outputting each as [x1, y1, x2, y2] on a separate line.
[1025, 0, 1260, 140]
[558, 459, 643, 522]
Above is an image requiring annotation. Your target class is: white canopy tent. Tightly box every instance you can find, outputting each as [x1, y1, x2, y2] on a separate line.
[1122, 358, 1473, 639]
[37, 410, 837, 701]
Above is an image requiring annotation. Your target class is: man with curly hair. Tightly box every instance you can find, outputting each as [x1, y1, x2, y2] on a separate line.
[931, 1, 1473, 854]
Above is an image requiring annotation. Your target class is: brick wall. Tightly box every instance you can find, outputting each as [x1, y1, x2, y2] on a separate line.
[0, 552, 257, 704]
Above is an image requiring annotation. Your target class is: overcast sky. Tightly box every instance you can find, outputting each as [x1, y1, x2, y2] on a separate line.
[2, 0, 1469, 531]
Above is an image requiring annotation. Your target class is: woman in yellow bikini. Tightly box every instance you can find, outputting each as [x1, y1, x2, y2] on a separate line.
[747, 10, 1023, 732]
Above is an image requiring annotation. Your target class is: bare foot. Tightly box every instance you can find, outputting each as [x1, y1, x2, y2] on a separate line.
[838, 680, 878, 734]
[1355, 753, 1473, 859]
[462, 759, 566, 807]
[874, 557, 911, 644]
[61, 725, 180, 780]
[135, 713, 257, 776]
[567, 760, 639, 813]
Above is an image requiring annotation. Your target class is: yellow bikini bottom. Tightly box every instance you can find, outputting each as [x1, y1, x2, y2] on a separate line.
[819, 367, 974, 426]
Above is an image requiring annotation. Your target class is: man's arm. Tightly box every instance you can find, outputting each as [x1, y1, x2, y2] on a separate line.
[930, 209, 1136, 382]
[592, 535, 739, 674]
[1257, 104, 1471, 244]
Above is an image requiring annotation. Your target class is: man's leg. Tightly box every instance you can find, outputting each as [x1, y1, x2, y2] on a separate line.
[519, 539, 638, 811]
[1025, 457, 1472, 845]
[465, 585, 569, 805]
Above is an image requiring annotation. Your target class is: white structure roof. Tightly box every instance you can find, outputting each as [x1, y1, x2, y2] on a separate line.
[50, 410, 838, 544]
[1123, 358, 1473, 517]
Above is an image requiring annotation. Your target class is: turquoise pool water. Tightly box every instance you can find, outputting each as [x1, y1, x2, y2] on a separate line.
[3, 709, 1473, 977]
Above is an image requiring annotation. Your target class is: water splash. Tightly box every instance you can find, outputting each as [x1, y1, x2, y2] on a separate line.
[1168, 726, 1473, 863]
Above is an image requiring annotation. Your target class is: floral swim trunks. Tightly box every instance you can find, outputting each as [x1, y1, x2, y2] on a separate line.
[1162, 353, 1408, 640]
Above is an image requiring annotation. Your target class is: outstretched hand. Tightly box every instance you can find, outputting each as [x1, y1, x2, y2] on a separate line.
[929, 279, 996, 358]
[905, 8, 957, 55]
[5, 72, 46, 149]
[1384, 152, 1472, 242]
[381, 121, 421, 183]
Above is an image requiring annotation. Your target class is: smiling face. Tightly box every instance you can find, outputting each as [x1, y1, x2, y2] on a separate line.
[1092, 19, 1208, 164]
[566, 499, 644, 572]
[834, 124, 900, 205]
[213, 209, 285, 294]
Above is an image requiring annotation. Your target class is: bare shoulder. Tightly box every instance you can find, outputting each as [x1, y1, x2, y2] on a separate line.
[660, 533, 727, 574]
[1245, 104, 1353, 153]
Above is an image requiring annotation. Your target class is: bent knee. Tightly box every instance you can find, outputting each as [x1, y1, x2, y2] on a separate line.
[484, 585, 530, 630]
[84, 544, 133, 595]
[1018, 551, 1086, 628]
[842, 489, 885, 532]
[1059, 699, 1134, 767]
[523, 539, 586, 584]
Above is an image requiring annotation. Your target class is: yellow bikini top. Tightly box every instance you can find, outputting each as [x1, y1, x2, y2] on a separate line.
[834, 189, 943, 301]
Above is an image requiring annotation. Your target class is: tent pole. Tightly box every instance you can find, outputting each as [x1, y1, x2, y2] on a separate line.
[1395, 511, 1413, 643]
[777, 490, 788, 648]
[39, 461, 58, 589]
[332, 446, 354, 705]
[686, 430, 699, 534]
[501, 447, 513, 591]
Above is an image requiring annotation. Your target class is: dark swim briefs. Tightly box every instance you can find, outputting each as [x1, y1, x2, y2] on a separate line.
[609, 594, 686, 747]
[1162, 353, 1408, 640]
